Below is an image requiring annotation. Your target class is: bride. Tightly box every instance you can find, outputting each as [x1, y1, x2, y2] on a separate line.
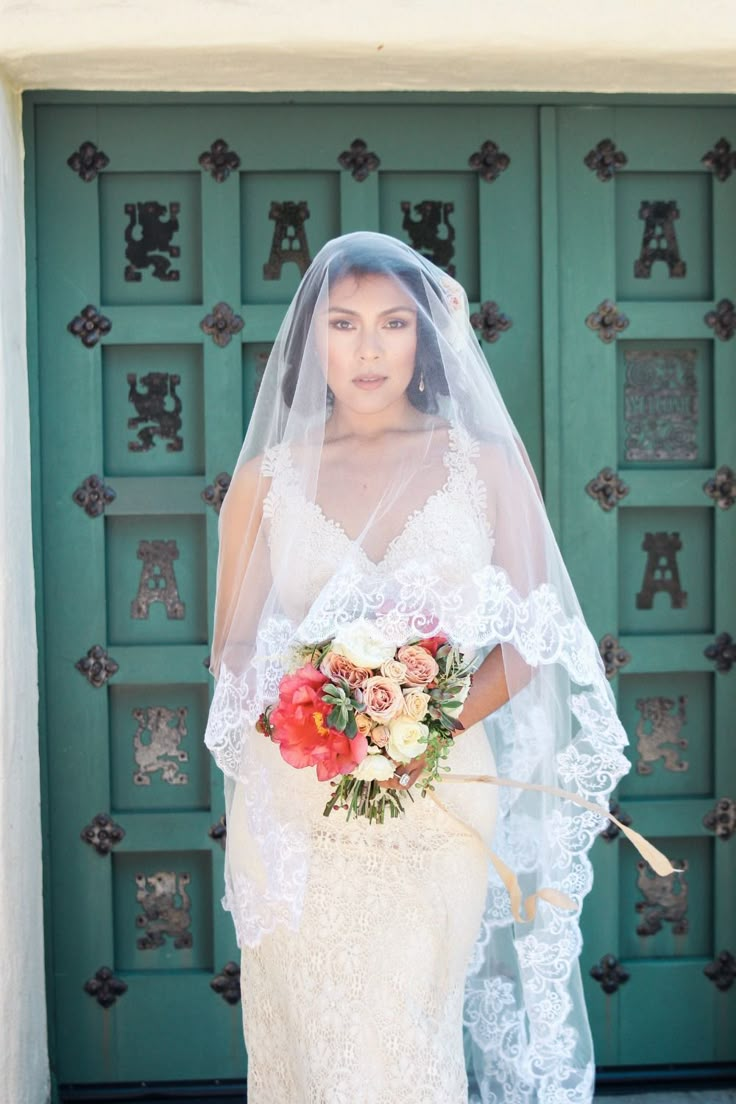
[204, 232, 673, 1102]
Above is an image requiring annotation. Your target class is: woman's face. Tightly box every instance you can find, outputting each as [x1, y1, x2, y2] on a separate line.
[318, 272, 418, 413]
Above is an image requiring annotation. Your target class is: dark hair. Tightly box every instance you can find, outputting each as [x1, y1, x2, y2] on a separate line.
[280, 241, 451, 412]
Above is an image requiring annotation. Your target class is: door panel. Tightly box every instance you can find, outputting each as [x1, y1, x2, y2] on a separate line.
[558, 105, 736, 1067]
[34, 101, 541, 1085]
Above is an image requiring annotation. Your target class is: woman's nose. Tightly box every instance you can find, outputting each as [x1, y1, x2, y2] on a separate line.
[357, 330, 382, 360]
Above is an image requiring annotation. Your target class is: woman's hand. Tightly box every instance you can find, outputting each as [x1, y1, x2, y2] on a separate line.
[375, 751, 429, 791]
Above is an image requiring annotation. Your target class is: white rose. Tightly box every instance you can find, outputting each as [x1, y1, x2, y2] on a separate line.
[332, 619, 395, 669]
[352, 749, 396, 781]
[387, 716, 429, 764]
[402, 688, 429, 721]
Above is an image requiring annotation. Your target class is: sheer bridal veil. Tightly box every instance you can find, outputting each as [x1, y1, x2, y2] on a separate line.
[204, 231, 675, 1101]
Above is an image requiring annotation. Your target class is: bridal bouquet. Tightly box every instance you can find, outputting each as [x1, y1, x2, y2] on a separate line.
[255, 619, 477, 823]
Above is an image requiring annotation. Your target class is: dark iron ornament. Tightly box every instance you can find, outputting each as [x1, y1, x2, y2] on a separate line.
[135, 870, 192, 950]
[583, 138, 628, 182]
[468, 140, 510, 183]
[75, 644, 119, 688]
[469, 301, 513, 344]
[636, 531, 687, 610]
[704, 299, 735, 341]
[635, 695, 688, 776]
[67, 304, 112, 348]
[198, 138, 241, 183]
[263, 201, 312, 280]
[208, 814, 227, 851]
[200, 301, 245, 348]
[401, 200, 456, 276]
[201, 472, 231, 514]
[128, 372, 183, 453]
[72, 474, 117, 518]
[634, 200, 686, 279]
[704, 631, 735, 673]
[124, 201, 180, 283]
[623, 348, 698, 462]
[585, 467, 630, 511]
[599, 801, 633, 842]
[337, 139, 381, 182]
[131, 539, 185, 620]
[585, 299, 630, 344]
[589, 954, 630, 995]
[211, 961, 241, 1005]
[703, 796, 736, 841]
[84, 966, 128, 1008]
[704, 950, 736, 992]
[702, 137, 736, 182]
[598, 634, 631, 680]
[80, 812, 126, 856]
[67, 140, 110, 182]
[635, 857, 688, 936]
[703, 465, 735, 509]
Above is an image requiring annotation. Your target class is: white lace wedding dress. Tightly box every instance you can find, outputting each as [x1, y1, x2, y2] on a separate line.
[233, 425, 501, 1103]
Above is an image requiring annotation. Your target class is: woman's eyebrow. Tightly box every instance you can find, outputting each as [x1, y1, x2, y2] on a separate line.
[327, 305, 416, 315]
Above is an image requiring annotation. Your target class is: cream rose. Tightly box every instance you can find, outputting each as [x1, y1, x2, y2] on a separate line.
[360, 676, 406, 723]
[352, 748, 397, 782]
[332, 619, 395, 669]
[402, 687, 429, 721]
[387, 716, 429, 764]
[354, 710, 374, 735]
[380, 658, 408, 681]
[396, 644, 440, 686]
[319, 650, 373, 689]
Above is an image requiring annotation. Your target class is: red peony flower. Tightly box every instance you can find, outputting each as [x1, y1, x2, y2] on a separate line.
[418, 633, 450, 657]
[268, 662, 368, 781]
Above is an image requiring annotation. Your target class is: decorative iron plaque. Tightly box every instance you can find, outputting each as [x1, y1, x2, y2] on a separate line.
[623, 349, 698, 462]
[130, 539, 185, 620]
[72, 474, 117, 518]
[634, 200, 686, 279]
[67, 140, 110, 182]
[124, 201, 180, 283]
[133, 705, 189, 786]
[702, 137, 736, 182]
[589, 954, 630, 994]
[401, 200, 456, 276]
[135, 870, 193, 950]
[636, 531, 687, 610]
[634, 695, 688, 775]
[583, 138, 628, 182]
[635, 858, 688, 936]
[83, 966, 128, 1008]
[263, 201, 312, 280]
[127, 371, 183, 453]
[337, 138, 380, 182]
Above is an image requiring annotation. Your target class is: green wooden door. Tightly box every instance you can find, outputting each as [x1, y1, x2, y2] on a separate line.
[558, 106, 736, 1067]
[32, 100, 542, 1089]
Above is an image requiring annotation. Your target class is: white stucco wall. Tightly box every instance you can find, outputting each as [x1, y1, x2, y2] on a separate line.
[0, 67, 50, 1104]
[1, 0, 735, 93]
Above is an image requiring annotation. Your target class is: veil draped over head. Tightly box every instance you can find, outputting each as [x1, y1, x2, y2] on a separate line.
[204, 231, 673, 1101]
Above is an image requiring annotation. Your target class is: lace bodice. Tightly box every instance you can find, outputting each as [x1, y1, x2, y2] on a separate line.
[260, 421, 495, 620]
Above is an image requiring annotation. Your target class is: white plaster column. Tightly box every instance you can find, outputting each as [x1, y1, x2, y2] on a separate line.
[0, 66, 51, 1104]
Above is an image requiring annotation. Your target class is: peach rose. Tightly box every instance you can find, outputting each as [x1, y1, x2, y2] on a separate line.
[402, 687, 429, 721]
[360, 676, 406, 723]
[396, 644, 440, 686]
[319, 650, 372, 690]
[370, 724, 390, 748]
[380, 658, 408, 681]
[355, 711, 374, 736]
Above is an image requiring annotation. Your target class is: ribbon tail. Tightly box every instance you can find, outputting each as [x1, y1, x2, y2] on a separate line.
[438, 773, 684, 878]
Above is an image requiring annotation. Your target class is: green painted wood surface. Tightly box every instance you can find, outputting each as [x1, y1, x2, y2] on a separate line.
[28, 96, 735, 1088]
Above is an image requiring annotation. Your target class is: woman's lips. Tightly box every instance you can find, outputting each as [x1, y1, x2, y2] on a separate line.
[353, 376, 386, 390]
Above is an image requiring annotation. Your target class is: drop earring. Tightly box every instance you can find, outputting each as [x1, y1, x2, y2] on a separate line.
[418, 368, 425, 393]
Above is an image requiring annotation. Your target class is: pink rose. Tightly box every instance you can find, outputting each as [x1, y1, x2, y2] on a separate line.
[319, 650, 373, 690]
[370, 724, 390, 748]
[360, 676, 406, 723]
[396, 644, 440, 686]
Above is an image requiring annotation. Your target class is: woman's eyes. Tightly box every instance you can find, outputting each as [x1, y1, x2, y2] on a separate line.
[330, 318, 408, 330]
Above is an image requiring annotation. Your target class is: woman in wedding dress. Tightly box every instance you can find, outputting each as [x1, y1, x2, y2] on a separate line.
[204, 232, 675, 1102]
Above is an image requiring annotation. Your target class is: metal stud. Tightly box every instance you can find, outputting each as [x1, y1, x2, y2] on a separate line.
[702, 465, 735, 509]
[585, 467, 630, 511]
[703, 797, 736, 841]
[211, 961, 241, 1005]
[84, 966, 128, 1008]
[583, 139, 628, 182]
[72, 474, 117, 518]
[67, 304, 112, 348]
[67, 141, 110, 182]
[75, 644, 119, 688]
[468, 139, 510, 183]
[198, 138, 241, 183]
[585, 299, 630, 343]
[704, 632, 735, 673]
[598, 634, 631, 679]
[701, 138, 736, 182]
[201, 472, 231, 514]
[704, 299, 735, 341]
[469, 300, 513, 344]
[589, 954, 630, 994]
[337, 139, 381, 181]
[200, 301, 245, 348]
[80, 812, 125, 856]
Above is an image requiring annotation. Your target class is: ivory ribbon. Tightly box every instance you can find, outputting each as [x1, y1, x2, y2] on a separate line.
[427, 772, 684, 925]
